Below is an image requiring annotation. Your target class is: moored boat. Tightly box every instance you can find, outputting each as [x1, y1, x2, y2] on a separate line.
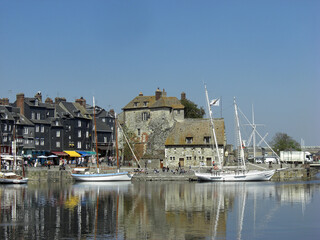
[195, 86, 276, 182]
[0, 172, 28, 184]
[71, 168, 133, 182]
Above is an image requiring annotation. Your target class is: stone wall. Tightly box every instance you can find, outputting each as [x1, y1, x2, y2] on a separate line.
[165, 146, 224, 169]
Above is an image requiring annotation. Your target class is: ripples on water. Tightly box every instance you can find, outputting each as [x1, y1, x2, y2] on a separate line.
[0, 177, 320, 240]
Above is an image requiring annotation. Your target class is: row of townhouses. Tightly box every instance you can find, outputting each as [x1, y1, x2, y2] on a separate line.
[1, 88, 228, 168]
[0, 92, 115, 163]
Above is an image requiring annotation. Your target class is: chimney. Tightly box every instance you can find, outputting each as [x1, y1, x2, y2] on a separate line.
[0, 98, 9, 106]
[155, 88, 162, 101]
[34, 91, 42, 102]
[75, 97, 86, 107]
[139, 92, 143, 96]
[45, 97, 53, 104]
[109, 109, 115, 117]
[16, 93, 25, 115]
[181, 92, 186, 101]
[162, 89, 167, 97]
[55, 97, 66, 104]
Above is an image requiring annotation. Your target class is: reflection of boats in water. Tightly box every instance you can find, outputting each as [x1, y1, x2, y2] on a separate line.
[72, 181, 132, 193]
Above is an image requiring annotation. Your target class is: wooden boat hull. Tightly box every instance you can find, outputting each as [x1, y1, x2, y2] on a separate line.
[71, 172, 133, 182]
[195, 169, 275, 182]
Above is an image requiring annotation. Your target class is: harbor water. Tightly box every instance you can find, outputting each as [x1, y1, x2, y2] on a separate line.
[0, 175, 319, 239]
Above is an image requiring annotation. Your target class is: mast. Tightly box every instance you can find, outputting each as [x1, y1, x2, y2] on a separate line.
[115, 113, 119, 170]
[234, 98, 246, 170]
[205, 84, 222, 169]
[252, 104, 256, 162]
[93, 97, 99, 171]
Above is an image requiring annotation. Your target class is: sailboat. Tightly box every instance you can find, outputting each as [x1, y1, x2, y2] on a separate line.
[195, 87, 275, 182]
[71, 98, 133, 182]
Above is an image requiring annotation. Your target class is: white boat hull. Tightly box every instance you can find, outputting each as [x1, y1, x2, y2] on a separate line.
[0, 178, 28, 184]
[71, 172, 133, 182]
[195, 170, 275, 182]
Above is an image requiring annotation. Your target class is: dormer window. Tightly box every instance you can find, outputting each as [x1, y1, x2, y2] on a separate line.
[35, 99, 39, 106]
[186, 137, 193, 144]
[204, 136, 211, 144]
[134, 102, 138, 107]
[143, 101, 148, 106]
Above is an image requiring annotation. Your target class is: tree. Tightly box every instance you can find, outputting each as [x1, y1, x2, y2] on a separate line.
[270, 132, 301, 154]
[180, 99, 205, 118]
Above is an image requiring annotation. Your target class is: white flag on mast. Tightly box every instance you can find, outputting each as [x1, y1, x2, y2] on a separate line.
[210, 98, 220, 106]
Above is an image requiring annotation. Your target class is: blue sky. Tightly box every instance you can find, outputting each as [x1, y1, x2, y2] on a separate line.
[0, 0, 319, 146]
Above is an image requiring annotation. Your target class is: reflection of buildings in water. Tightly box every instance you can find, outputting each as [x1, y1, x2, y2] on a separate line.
[276, 183, 312, 205]
[0, 180, 317, 239]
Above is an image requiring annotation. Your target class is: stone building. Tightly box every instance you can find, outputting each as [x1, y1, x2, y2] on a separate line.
[121, 88, 185, 167]
[165, 118, 226, 169]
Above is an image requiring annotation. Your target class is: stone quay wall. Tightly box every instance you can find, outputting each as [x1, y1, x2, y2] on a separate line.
[17, 165, 319, 182]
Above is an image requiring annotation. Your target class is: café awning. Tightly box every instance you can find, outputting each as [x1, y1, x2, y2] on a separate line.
[51, 151, 68, 157]
[76, 151, 96, 157]
[64, 151, 81, 158]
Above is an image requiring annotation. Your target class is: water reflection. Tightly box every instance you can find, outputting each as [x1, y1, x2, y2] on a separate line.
[0, 179, 319, 240]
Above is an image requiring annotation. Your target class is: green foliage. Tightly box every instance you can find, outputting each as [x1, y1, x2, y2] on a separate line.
[270, 132, 301, 154]
[180, 99, 205, 118]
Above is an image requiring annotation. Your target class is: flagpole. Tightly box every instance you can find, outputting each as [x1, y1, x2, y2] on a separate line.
[220, 96, 222, 118]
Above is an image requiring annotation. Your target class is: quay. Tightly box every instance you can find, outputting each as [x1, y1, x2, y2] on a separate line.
[13, 163, 319, 182]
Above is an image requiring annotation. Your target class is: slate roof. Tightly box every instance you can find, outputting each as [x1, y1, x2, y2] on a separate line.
[24, 97, 55, 109]
[165, 118, 225, 146]
[123, 94, 184, 110]
[57, 102, 91, 119]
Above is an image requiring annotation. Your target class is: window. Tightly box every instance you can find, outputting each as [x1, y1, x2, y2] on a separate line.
[37, 113, 41, 120]
[134, 102, 138, 107]
[4, 124, 7, 131]
[104, 137, 107, 143]
[204, 136, 211, 144]
[142, 112, 148, 121]
[24, 139, 29, 145]
[78, 120, 81, 127]
[3, 136, 7, 142]
[35, 139, 39, 146]
[86, 131, 89, 138]
[56, 130, 60, 137]
[102, 118, 105, 122]
[186, 137, 193, 144]
[55, 121, 59, 126]
[40, 138, 44, 146]
[31, 112, 35, 119]
[77, 141, 81, 149]
[137, 129, 140, 136]
[78, 130, 81, 138]
[56, 141, 60, 148]
[143, 101, 148, 106]
[41, 125, 44, 133]
[186, 156, 192, 160]
[35, 125, 39, 132]
[24, 127, 28, 134]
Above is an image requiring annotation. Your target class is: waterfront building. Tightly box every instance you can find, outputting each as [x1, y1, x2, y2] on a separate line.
[121, 88, 227, 169]
[121, 88, 185, 167]
[165, 118, 226, 168]
[0, 92, 115, 163]
[14, 92, 54, 158]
